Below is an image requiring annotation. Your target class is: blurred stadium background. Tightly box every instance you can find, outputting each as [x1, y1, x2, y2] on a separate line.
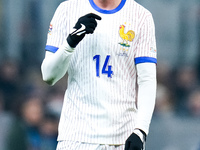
[0, 0, 200, 150]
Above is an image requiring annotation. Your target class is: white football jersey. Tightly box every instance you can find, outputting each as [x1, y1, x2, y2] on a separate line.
[45, 0, 157, 144]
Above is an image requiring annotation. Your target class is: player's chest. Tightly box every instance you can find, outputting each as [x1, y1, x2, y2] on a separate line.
[88, 14, 140, 58]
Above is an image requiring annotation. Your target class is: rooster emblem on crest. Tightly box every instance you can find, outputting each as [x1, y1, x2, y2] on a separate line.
[119, 25, 135, 47]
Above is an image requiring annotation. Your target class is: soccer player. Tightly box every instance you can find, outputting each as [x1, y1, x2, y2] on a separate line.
[41, 0, 157, 149]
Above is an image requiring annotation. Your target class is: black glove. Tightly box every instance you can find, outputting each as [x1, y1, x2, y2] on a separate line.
[125, 132, 145, 150]
[67, 13, 101, 48]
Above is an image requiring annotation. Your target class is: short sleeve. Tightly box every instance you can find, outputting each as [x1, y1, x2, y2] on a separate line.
[45, 3, 68, 53]
[135, 14, 157, 65]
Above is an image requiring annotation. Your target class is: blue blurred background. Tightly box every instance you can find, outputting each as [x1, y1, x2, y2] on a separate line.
[0, 0, 200, 150]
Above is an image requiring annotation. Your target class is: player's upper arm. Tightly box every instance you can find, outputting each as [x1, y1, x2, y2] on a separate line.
[135, 14, 157, 65]
[45, 2, 68, 53]
[44, 50, 54, 58]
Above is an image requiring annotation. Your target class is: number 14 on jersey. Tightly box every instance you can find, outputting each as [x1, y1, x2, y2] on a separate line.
[93, 55, 114, 78]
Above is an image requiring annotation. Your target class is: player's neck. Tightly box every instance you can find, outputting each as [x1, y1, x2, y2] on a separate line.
[93, 0, 122, 10]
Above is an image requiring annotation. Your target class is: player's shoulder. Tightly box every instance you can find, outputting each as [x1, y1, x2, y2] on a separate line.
[57, 0, 77, 9]
[58, 0, 70, 7]
[59, 0, 78, 5]
[133, 1, 153, 17]
[54, 0, 78, 14]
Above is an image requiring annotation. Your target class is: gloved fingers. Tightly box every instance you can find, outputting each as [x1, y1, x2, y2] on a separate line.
[84, 20, 98, 34]
[78, 14, 100, 25]
[73, 26, 96, 35]
[85, 28, 95, 34]
[75, 30, 87, 36]
[86, 23, 97, 30]
[86, 20, 97, 28]
[84, 13, 102, 20]
[75, 18, 97, 31]
[67, 13, 101, 48]
[87, 18, 98, 27]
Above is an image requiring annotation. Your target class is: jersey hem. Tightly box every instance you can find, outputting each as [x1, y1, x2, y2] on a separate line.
[56, 138, 127, 145]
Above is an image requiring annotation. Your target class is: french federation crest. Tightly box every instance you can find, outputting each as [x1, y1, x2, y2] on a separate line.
[118, 25, 135, 47]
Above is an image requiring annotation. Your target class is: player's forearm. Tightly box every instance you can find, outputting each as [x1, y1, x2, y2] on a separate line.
[135, 63, 157, 135]
[41, 41, 74, 85]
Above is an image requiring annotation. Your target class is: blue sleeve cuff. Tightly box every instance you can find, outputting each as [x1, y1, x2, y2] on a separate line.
[135, 57, 157, 65]
[45, 45, 59, 53]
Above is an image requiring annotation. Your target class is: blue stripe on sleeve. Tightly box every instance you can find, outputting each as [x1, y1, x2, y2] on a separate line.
[135, 57, 157, 65]
[45, 45, 59, 53]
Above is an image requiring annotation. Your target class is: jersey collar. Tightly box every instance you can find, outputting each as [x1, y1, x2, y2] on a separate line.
[89, 0, 126, 14]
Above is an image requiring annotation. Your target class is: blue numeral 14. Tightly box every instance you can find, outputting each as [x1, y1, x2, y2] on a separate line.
[93, 55, 113, 78]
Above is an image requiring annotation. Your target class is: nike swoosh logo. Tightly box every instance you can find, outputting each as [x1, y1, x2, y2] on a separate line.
[71, 23, 86, 36]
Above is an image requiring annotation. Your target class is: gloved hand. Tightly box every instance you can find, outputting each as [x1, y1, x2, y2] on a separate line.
[67, 13, 101, 48]
[125, 130, 146, 150]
